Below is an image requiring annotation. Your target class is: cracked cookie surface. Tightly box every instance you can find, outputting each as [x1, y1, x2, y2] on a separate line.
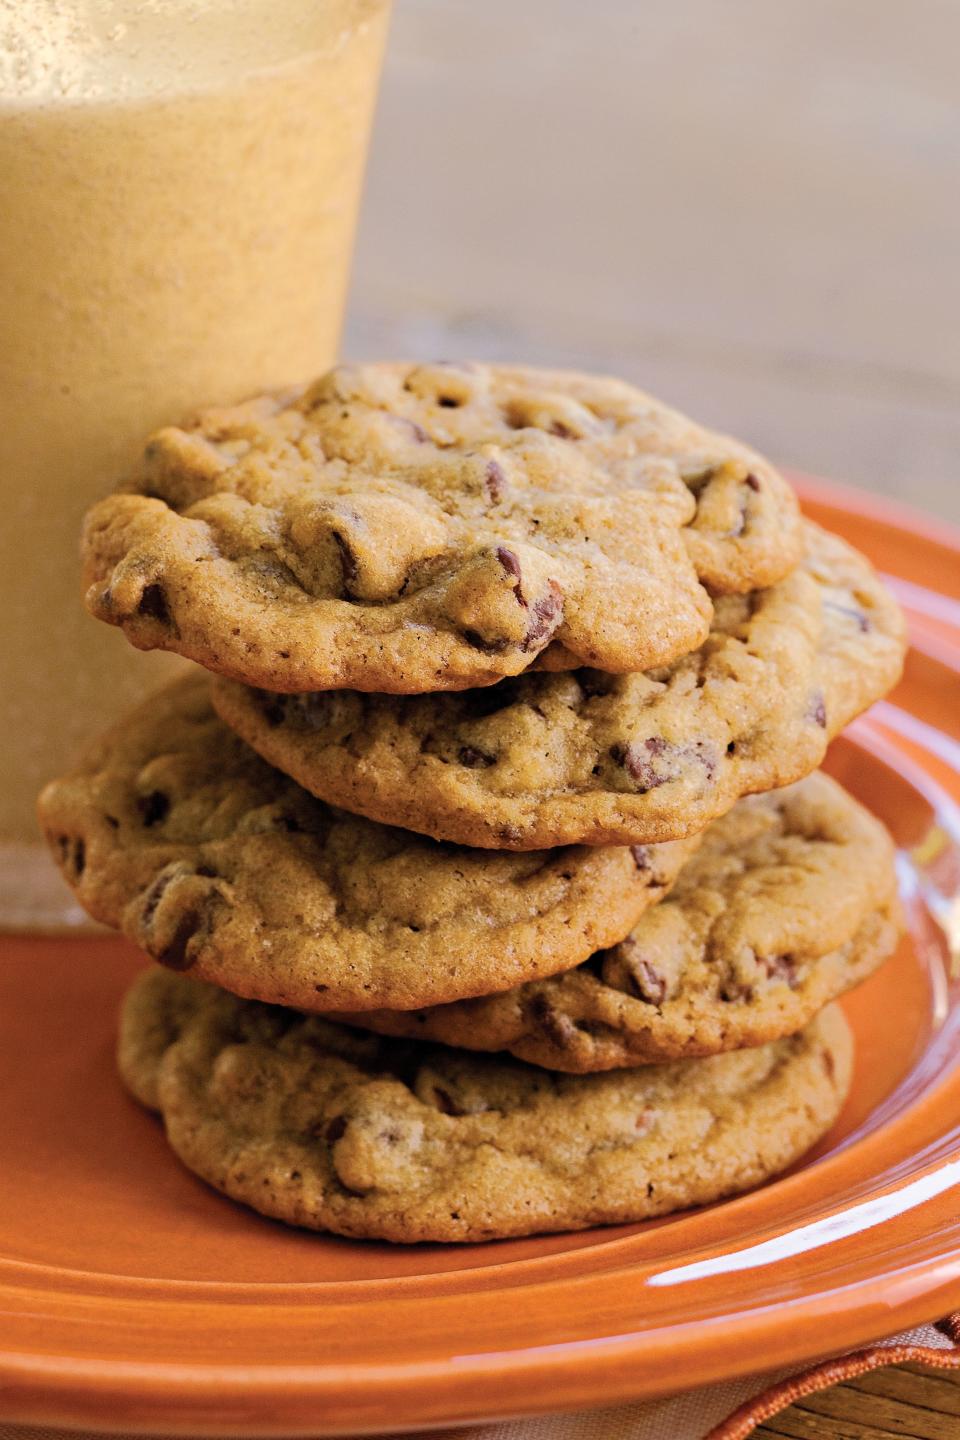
[213, 524, 906, 850]
[119, 967, 852, 1243]
[342, 773, 899, 1070]
[37, 675, 696, 1010]
[80, 363, 802, 694]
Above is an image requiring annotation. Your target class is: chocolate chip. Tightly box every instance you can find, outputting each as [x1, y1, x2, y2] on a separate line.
[138, 584, 170, 625]
[610, 737, 671, 791]
[333, 531, 359, 595]
[623, 949, 667, 1006]
[458, 744, 496, 768]
[137, 790, 170, 827]
[438, 396, 460, 408]
[496, 546, 525, 601]
[611, 736, 716, 792]
[430, 1086, 465, 1116]
[325, 1115, 348, 1143]
[54, 833, 85, 879]
[745, 473, 761, 492]
[521, 580, 564, 652]
[526, 993, 579, 1050]
[485, 460, 507, 503]
[157, 905, 203, 972]
[139, 869, 176, 928]
[762, 954, 799, 987]
[824, 600, 871, 633]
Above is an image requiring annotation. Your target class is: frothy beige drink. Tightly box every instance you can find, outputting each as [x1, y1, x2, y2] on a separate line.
[0, 0, 390, 924]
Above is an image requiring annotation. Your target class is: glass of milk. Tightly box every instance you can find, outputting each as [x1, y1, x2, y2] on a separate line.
[0, 0, 392, 926]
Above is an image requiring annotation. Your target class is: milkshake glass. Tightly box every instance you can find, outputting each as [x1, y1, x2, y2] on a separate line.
[0, 0, 391, 925]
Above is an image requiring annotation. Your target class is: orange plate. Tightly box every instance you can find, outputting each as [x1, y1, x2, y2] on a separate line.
[1, 480, 959, 1437]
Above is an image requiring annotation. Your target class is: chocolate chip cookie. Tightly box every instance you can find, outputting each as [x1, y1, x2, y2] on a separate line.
[341, 773, 899, 1070]
[37, 675, 696, 1011]
[213, 524, 906, 850]
[119, 967, 852, 1243]
[80, 363, 802, 694]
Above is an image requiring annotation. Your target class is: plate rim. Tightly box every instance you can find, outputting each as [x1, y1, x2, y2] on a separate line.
[2, 479, 960, 1435]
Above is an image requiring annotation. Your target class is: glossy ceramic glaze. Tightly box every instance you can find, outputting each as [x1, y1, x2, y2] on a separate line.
[0, 481, 957, 1436]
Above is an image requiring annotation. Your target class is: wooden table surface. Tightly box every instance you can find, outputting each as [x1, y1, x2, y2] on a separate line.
[755, 1362, 960, 1438]
[347, 3, 960, 1434]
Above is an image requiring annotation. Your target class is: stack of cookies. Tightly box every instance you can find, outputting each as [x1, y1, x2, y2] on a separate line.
[40, 363, 907, 1244]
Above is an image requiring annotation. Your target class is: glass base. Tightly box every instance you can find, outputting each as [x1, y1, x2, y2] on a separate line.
[0, 841, 101, 932]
